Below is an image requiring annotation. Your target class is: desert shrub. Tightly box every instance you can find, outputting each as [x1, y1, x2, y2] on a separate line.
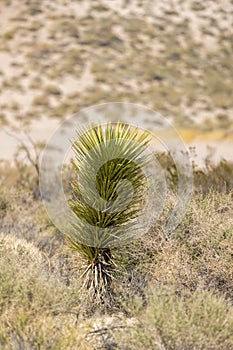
[115, 287, 233, 350]
[0, 234, 89, 349]
[44, 84, 62, 96]
[194, 160, 233, 194]
[157, 152, 233, 194]
[111, 190, 233, 308]
[153, 191, 232, 297]
[0, 187, 9, 219]
[33, 94, 50, 107]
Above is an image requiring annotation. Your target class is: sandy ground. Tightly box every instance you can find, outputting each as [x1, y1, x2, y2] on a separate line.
[0, 0, 232, 165]
[1, 121, 233, 167]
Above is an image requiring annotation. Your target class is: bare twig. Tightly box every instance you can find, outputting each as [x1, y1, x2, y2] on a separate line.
[4, 128, 44, 198]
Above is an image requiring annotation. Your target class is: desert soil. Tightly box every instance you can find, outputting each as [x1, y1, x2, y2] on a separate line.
[0, 0, 232, 163]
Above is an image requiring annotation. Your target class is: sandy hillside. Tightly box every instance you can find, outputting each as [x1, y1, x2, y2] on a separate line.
[0, 0, 232, 159]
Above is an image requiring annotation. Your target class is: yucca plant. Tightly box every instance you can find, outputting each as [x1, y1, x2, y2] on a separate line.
[66, 122, 151, 302]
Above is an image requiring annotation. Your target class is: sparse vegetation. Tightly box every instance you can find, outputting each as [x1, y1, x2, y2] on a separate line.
[0, 154, 233, 349]
[44, 84, 62, 96]
[0, 0, 233, 348]
[115, 287, 233, 350]
[0, 0, 232, 129]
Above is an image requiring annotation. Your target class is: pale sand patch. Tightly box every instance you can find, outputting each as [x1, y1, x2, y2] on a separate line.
[0, 2, 23, 27]
[0, 117, 60, 161]
[149, 127, 233, 167]
[188, 140, 233, 167]
[1, 122, 233, 166]
[61, 61, 94, 95]
[0, 52, 16, 77]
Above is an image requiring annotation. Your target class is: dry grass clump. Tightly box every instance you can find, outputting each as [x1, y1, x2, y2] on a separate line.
[157, 152, 233, 194]
[153, 192, 232, 295]
[0, 188, 64, 257]
[110, 190, 233, 349]
[112, 190, 233, 305]
[194, 160, 233, 194]
[0, 234, 91, 350]
[44, 84, 62, 96]
[0, 187, 9, 219]
[0, 233, 44, 264]
[51, 18, 80, 39]
[32, 94, 50, 107]
[115, 287, 233, 350]
[3, 27, 18, 40]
